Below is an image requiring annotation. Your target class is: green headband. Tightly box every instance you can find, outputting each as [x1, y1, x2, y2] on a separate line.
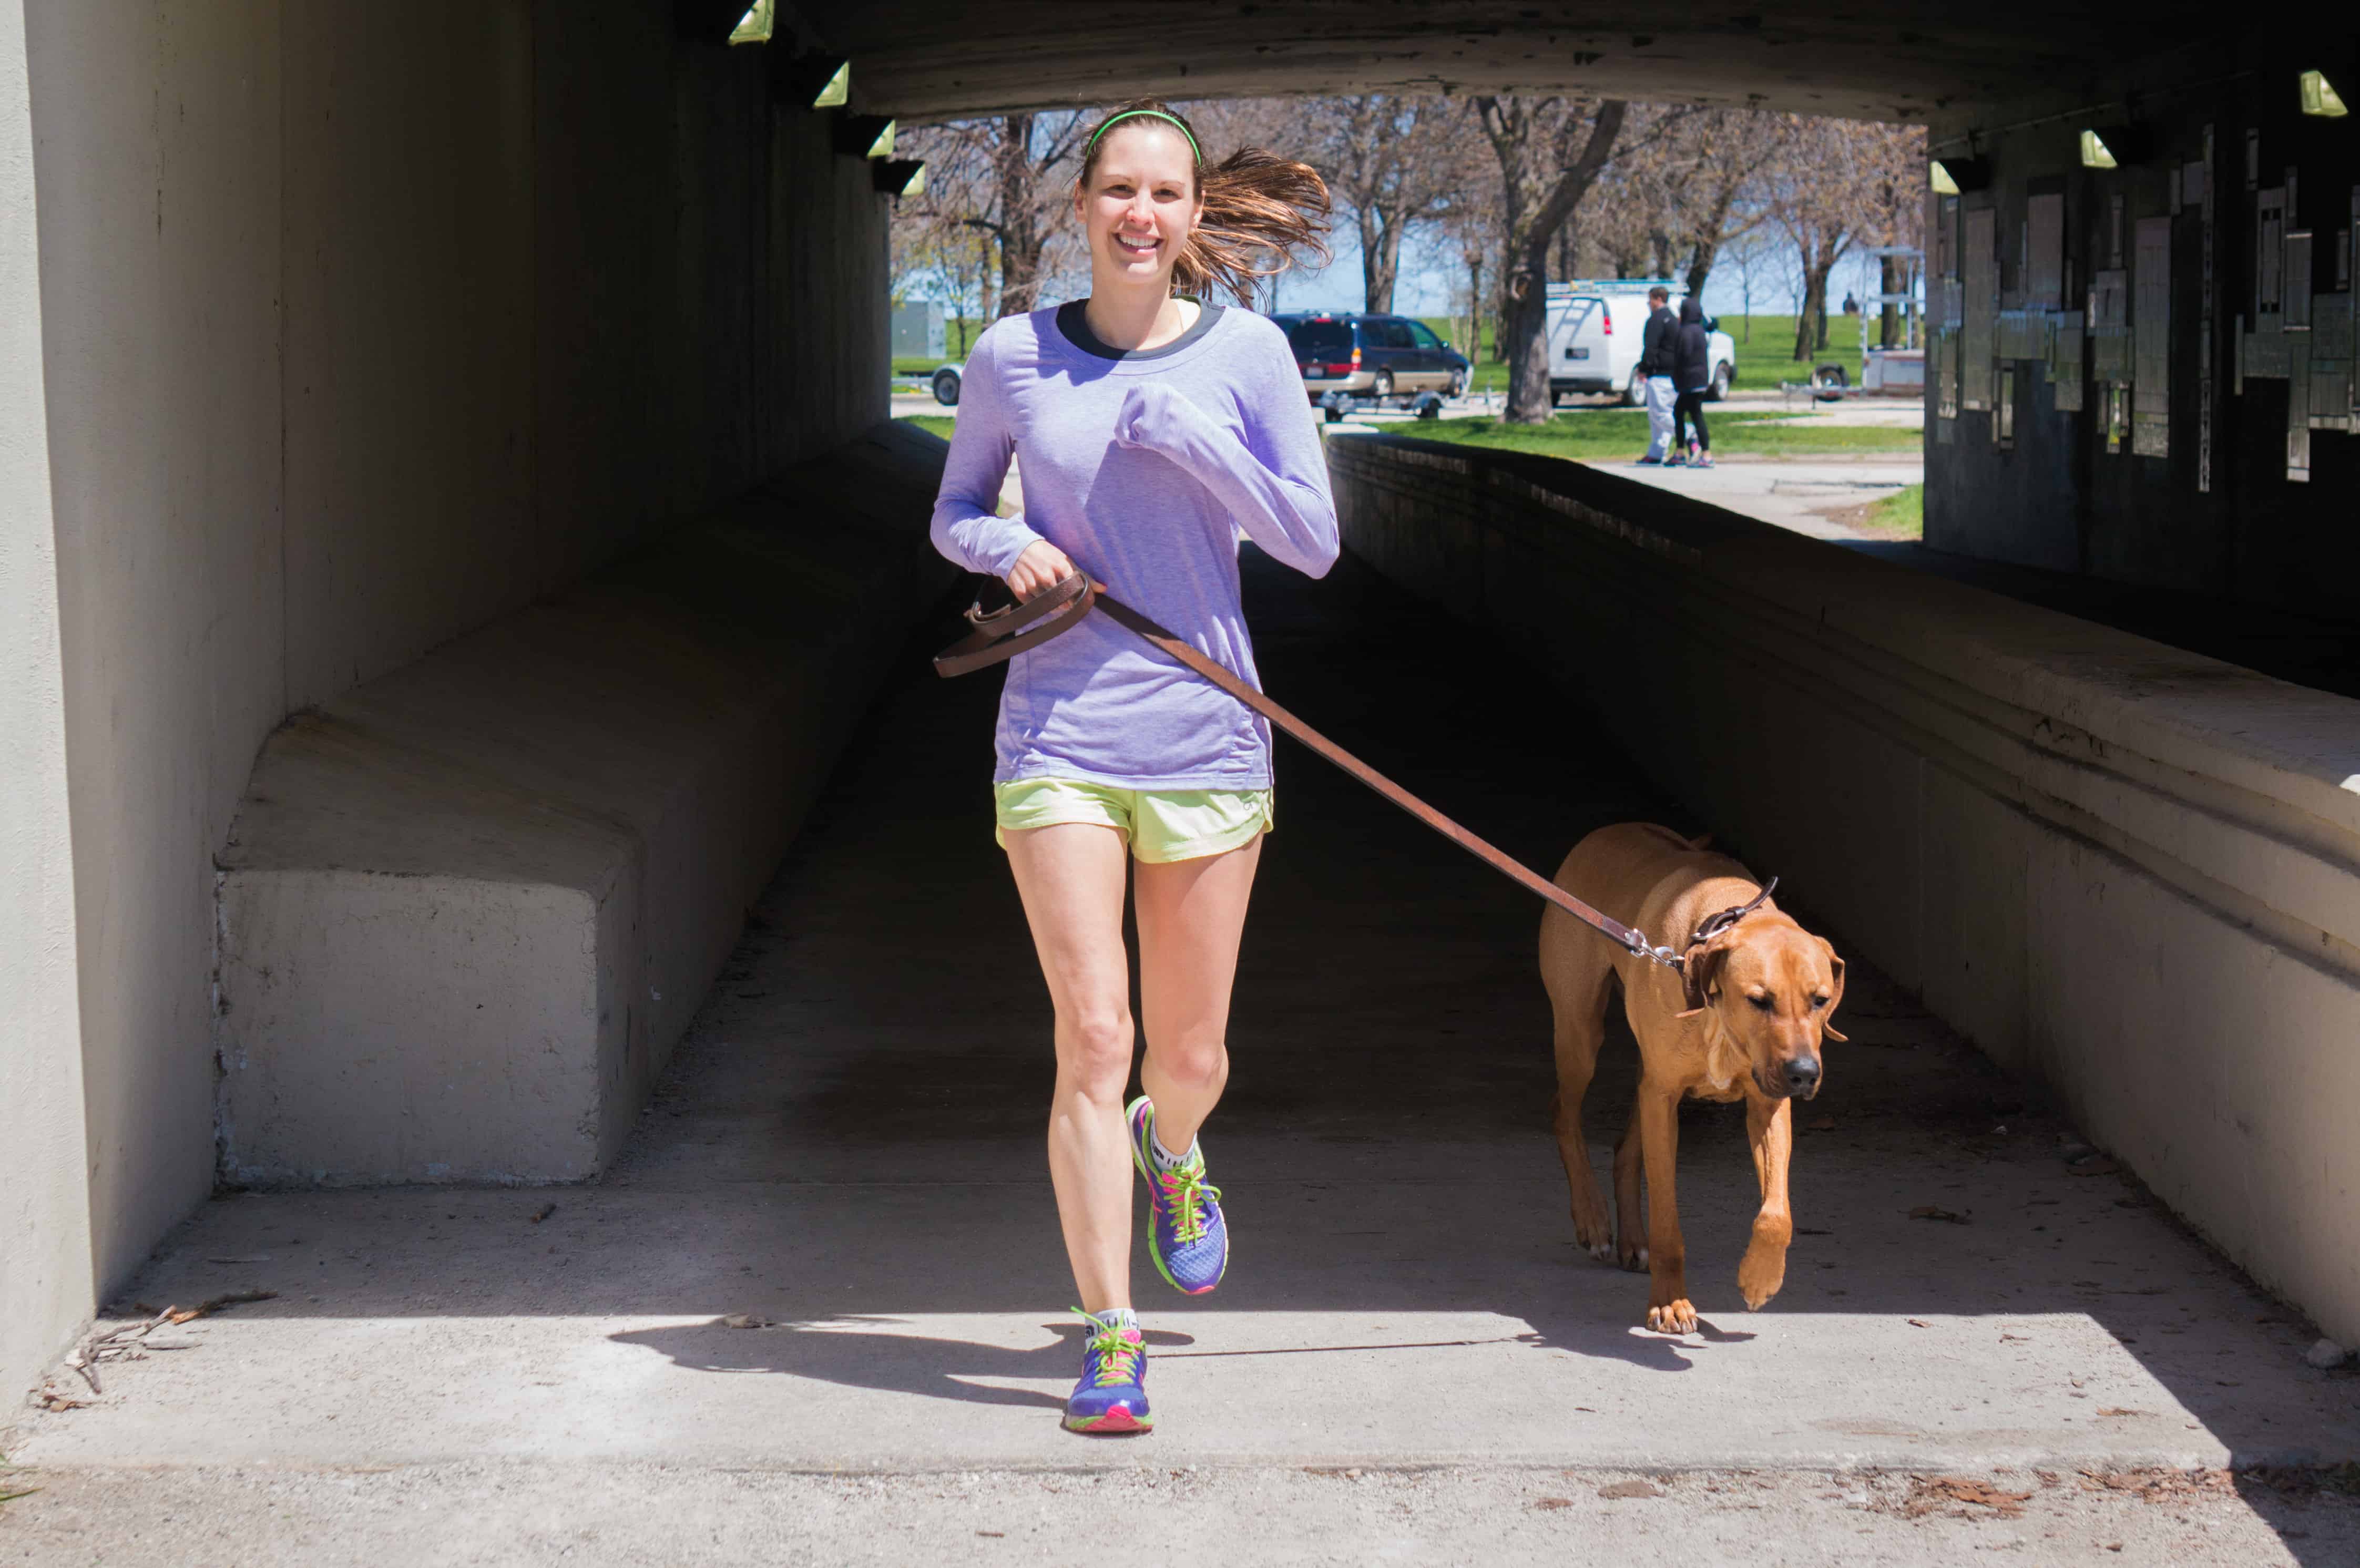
[1088, 109, 1201, 163]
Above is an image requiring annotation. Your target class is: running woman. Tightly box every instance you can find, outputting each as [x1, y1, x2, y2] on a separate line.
[928, 101, 1336, 1435]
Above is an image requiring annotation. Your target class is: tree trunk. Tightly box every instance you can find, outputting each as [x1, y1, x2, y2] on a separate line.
[1792, 259, 1833, 363]
[1879, 252, 1904, 347]
[993, 114, 1046, 319]
[1464, 252, 1485, 364]
[1361, 201, 1405, 313]
[1684, 238, 1717, 301]
[1480, 98, 1627, 424]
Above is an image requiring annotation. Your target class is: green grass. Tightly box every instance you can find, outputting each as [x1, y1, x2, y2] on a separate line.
[899, 414, 956, 442]
[1404, 407, 1922, 461]
[1856, 483, 1924, 536]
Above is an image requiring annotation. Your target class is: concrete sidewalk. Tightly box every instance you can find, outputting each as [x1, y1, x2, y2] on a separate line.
[1602, 456, 1920, 540]
[6, 550, 2355, 1562]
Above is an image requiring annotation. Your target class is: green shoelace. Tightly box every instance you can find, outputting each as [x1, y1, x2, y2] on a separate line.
[1071, 1308, 1144, 1387]
[1157, 1162, 1222, 1246]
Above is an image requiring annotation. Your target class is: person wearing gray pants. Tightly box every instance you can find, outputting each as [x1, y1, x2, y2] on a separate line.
[1636, 285, 1677, 464]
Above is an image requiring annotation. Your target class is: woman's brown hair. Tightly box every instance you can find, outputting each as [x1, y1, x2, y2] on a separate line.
[1077, 99, 1332, 306]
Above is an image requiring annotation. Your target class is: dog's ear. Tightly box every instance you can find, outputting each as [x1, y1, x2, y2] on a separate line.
[1676, 937, 1730, 1017]
[1817, 938, 1848, 1042]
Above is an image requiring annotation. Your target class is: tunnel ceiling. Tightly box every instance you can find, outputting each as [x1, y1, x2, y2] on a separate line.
[792, 0, 2221, 124]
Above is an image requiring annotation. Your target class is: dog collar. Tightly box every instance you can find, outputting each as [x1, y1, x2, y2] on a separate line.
[1685, 876, 1779, 952]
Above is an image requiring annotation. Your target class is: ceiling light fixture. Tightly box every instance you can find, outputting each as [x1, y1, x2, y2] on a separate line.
[1929, 156, 1989, 193]
[775, 53, 851, 109]
[835, 115, 897, 160]
[728, 0, 773, 44]
[2300, 69, 2348, 118]
[2078, 126, 2148, 169]
[874, 160, 926, 198]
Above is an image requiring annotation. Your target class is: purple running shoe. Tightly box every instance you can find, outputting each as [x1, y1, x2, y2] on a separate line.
[1127, 1096, 1228, 1295]
[1063, 1309, 1152, 1434]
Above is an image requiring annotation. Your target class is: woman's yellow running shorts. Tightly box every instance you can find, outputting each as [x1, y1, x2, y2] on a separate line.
[993, 778, 1273, 863]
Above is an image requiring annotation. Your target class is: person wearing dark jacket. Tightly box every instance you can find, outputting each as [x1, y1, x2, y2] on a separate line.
[1635, 286, 1676, 463]
[1666, 296, 1715, 468]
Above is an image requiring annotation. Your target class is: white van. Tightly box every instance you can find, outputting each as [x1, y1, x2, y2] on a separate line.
[1545, 282, 1736, 406]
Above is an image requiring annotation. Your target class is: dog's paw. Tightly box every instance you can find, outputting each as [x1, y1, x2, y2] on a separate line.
[1738, 1245, 1785, 1310]
[1571, 1202, 1613, 1258]
[1587, 1241, 1613, 1263]
[1646, 1298, 1698, 1335]
[1617, 1238, 1649, 1273]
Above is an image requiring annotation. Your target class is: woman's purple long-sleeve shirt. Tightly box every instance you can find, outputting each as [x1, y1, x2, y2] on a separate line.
[929, 301, 1340, 790]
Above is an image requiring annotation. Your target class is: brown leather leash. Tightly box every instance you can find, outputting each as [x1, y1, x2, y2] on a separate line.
[933, 571, 1779, 978]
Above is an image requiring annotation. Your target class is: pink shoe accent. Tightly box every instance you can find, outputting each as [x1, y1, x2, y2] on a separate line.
[1067, 1404, 1151, 1434]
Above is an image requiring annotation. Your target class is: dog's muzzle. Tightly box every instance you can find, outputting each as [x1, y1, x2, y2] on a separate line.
[1784, 1056, 1821, 1099]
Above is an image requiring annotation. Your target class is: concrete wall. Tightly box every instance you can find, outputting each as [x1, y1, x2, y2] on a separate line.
[8, 0, 888, 1398]
[1923, 37, 2360, 616]
[1331, 433, 2360, 1344]
[217, 426, 956, 1185]
[0, 0, 94, 1422]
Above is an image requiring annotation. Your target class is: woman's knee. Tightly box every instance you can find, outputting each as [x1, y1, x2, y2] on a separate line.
[1149, 1037, 1229, 1093]
[1058, 1010, 1135, 1095]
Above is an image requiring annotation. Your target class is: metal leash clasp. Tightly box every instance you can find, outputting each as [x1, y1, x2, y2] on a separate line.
[1630, 935, 1689, 973]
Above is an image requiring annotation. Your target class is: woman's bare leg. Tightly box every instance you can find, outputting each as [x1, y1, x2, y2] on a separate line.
[1004, 823, 1136, 1313]
[1133, 835, 1262, 1158]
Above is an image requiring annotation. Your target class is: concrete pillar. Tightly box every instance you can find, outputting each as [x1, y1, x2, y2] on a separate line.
[0, 0, 95, 1417]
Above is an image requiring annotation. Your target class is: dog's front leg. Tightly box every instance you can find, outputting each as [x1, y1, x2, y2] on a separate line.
[1637, 1084, 1696, 1334]
[1738, 1093, 1793, 1310]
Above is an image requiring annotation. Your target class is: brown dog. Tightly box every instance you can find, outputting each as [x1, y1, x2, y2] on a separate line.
[1538, 823, 1846, 1333]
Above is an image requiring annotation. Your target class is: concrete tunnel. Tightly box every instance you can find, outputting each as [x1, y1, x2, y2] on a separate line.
[5, 0, 2360, 1452]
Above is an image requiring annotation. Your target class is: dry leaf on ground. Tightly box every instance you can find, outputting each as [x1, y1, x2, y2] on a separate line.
[1902, 1474, 2034, 1518]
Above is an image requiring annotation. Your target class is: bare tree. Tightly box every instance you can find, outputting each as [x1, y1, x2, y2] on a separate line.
[1666, 110, 1791, 299]
[1473, 96, 1628, 423]
[1769, 118, 1923, 363]
[896, 113, 1090, 323]
[1300, 96, 1468, 312]
[1433, 170, 1506, 363]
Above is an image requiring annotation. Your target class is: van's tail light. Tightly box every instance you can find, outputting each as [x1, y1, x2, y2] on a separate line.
[1352, 346, 1362, 365]
[1324, 363, 1354, 375]
[1601, 311, 1613, 335]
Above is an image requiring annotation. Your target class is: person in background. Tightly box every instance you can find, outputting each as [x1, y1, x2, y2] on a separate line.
[1636, 285, 1677, 464]
[1667, 295, 1716, 469]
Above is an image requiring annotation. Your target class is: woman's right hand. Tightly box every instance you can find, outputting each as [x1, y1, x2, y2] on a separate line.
[1007, 540, 1077, 601]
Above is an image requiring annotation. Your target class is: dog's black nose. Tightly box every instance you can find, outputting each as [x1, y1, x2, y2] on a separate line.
[1785, 1057, 1821, 1095]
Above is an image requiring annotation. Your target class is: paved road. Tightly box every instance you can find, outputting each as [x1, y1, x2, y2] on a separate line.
[6, 550, 2354, 1564]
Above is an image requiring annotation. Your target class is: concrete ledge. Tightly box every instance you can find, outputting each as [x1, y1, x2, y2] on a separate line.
[216, 422, 958, 1186]
[1330, 432, 2360, 1343]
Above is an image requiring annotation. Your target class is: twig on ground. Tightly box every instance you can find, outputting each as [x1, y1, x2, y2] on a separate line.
[51, 1290, 281, 1404]
[0, 1487, 43, 1505]
[166, 1289, 277, 1325]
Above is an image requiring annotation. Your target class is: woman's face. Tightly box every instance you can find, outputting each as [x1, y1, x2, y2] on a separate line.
[1077, 122, 1200, 288]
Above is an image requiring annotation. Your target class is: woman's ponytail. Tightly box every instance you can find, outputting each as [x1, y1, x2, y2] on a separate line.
[1078, 100, 1332, 306]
